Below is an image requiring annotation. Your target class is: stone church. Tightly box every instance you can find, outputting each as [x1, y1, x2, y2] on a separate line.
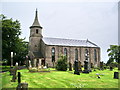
[28, 9, 100, 68]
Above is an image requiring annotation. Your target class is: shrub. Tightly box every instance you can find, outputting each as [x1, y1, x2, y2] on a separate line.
[56, 55, 67, 71]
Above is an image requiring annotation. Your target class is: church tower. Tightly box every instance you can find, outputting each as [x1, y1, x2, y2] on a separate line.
[29, 9, 43, 59]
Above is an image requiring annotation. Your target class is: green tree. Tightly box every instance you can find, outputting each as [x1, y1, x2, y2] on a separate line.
[107, 45, 120, 63]
[13, 39, 28, 65]
[56, 55, 67, 71]
[1, 14, 28, 65]
[107, 45, 120, 70]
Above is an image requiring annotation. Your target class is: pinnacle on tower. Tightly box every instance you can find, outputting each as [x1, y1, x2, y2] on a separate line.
[30, 9, 42, 29]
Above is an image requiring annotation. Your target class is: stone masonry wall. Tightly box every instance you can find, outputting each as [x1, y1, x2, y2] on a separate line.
[44, 45, 100, 68]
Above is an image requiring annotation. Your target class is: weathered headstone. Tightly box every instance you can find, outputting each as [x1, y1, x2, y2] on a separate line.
[69, 62, 72, 71]
[82, 60, 89, 73]
[100, 61, 104, 70]
[11, 67, 17, 82]
[9, 67, 14, 75]
[74, 60, 80, 75]
[114, 72, 119, 79]
[78, 61, 82, 72]
[17, 83, 28, 90]
[91, 63, 94, 68]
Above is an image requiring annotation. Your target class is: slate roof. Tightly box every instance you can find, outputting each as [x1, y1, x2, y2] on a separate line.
[42, 37, 98, 47]
[33, 52, 43, 58]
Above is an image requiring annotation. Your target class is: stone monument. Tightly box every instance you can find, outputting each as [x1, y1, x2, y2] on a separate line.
[74, 60, 80, 75]
[82, 60, 89, 73]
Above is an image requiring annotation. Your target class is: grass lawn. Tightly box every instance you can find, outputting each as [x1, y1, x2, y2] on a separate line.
[1, 68, 119, 88]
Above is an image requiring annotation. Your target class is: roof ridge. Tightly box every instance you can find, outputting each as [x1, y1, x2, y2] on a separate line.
[87, 40, 98, 47]
[43, 37, 87, 41]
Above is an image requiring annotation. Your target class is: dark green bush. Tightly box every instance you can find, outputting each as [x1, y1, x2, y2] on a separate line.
[56, 55, 67, 71]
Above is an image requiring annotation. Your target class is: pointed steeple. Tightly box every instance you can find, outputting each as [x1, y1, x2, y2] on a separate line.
[30, 9, 42, 29]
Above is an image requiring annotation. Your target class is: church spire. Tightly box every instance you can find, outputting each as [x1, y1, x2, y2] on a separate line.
[30, 9, 42, 29]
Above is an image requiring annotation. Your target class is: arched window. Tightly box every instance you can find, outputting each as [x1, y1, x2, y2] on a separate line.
[36, 29, 38, 34]
[75, 49, 78, 61]
[52, 47, 55, 62]
[85, 49, 89, 60]
[94, 49, 97, 62]
[64, 48, 67, 56]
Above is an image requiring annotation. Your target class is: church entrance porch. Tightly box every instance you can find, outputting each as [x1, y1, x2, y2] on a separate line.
[33, 58, 45, 68]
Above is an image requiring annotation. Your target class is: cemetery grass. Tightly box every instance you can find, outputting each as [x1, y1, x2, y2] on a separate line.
[2, 68, 118, 88]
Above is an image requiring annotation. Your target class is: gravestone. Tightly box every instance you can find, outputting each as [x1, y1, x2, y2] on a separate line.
[18, 72, 21, 84]
[17, 83, 28, 90]
[46, 63, 48, 68]
[114, 72, 119, 79]
[16, 72, 28, 90]
[78, 61, 82, 72]
[91, 63, 94, 68]
[69, 62, 72, 71]
[82, 60, 89, 73]
[110, 66, 113, 71]
[100, 62, 104, 70]
[9, 67, 14, 75]
[74, 60, 80, 75]
[11, 67, 17, 82]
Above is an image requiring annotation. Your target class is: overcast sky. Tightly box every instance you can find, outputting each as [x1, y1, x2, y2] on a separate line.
[1, 0, 119, 63]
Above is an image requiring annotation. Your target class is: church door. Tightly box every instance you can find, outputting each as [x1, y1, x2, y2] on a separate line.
[41, 59, 45, 66]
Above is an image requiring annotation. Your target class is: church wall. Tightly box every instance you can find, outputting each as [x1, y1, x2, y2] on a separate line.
[80, 47, 85, 65]
[90, 48, 95, 66]
[29, 37, 41, 52]
[44, 45, 52, 67]
[30, 27, 42, 37]
[40, 40, 46, 57]
[89, 47, 100, 67]
[43, 44, 100, 68]
[69, 47, 75, 67]
[96, 48, 100, 67]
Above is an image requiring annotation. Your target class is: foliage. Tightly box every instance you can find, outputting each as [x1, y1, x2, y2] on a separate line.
[1, 14, 28, 65]
[56, 55, 67, 71]
[107, 45, 120, 65]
